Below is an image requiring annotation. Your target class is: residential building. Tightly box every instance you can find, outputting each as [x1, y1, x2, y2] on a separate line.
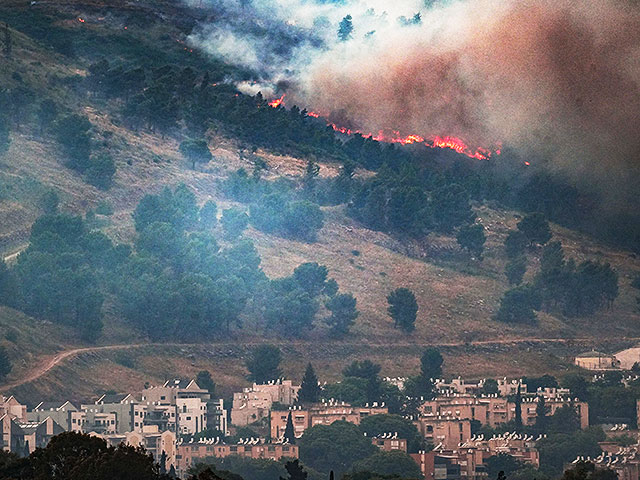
[82, 393, 145, 434]
[420, 393, 588, 430]
[231, 380, 299, 427]
[370, 433, 408, 452]
[19, 417, 65, 454]
[0, 396, 26, 422]
[0, 414, 24, 453]
[28, 401, 82, 432]
[92, 425, 176, 472]
[411, 432, 540, 480]
[415, 415, 472, 450]
[142, 379, 227, 435]
[574, 351, 620, 371]
[175, 438, 298, 477]
[270, 402, 389, 439]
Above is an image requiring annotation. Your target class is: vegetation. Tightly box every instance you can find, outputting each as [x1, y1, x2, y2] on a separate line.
[245, 345, 282, 384]
[387, 288, 418, 333]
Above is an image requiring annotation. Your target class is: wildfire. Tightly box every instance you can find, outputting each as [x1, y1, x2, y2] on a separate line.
[267, 96, 498, 159]
[268, 94, 286, 108]
[77, 18, 85, 23]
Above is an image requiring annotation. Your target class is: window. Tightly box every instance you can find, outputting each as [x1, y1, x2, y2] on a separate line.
[186, 416, 191, 421]
[426, 426, 433, 433]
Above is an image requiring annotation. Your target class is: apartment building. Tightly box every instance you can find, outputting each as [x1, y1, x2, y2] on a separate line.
[415, 415, 472, 450]
[232, 380, 300, 427]
[93, 425, 177, 471]
[421, 393, 588, 430]
[1, 414, 65, 454]
[175, 438, 298, 477]
[270, 402, 389, 439]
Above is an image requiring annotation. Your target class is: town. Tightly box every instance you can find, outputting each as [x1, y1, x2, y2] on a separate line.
[2, 347, 640, 479]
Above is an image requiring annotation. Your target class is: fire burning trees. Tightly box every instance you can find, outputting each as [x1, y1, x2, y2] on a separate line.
[267, 94, 500, 160]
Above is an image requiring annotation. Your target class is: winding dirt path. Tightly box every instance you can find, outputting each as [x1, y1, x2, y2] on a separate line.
[3, 336, 639, 391]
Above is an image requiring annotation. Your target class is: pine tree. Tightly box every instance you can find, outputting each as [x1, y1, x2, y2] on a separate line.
[299, 363, 321, 403]
[281, 459, 307, 480]
[284, 411, 296, 444]
[0, 346, 11, 381]
[514, 385, 523, 432]
[535, 394, 550, 434]
[159, 450, 167, 474]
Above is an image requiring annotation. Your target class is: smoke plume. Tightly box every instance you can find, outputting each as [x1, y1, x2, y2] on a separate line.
[188, 0, 640, 202]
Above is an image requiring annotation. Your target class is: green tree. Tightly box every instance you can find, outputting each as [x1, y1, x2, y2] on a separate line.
[562, 461, 617, 480]
[246, 345, 282, 384]
[283, 412, 296, 444]
[517, 213, 552, 246]
[86, 154, 116, 189]
[221, 208, 249, 240]
[387, 288, 418, 333]
[53, 114, 93, 171]
[283, 201, 324, 242]
[481, 378, 499, 395]
[0, 115, 10, 155]
[298, 421, 377, 476]
[180, 139, 212, 169]
[431, 183, 475, 233]
[338, 15, 354, 41]
[457, 223, 486, 259]
[548, 405, 581, 434]
[39, 189, 59, 215]
[0, 346, 11, 381]
[200, 200, 218, 229]
[323, 377, 369, 405]
[359, 414, 423, 453]
[504, 230, 527, 259]
[293, 263, 328, 296]
[486, 454, 525, 479]
[421, 347, 443, 381]
[494, 285, 540, 324]
[196, 370, 216, 395]
[36, 99, 58, 133]
[299, 363, 321, 404]
[351, 451, 422, 478]
[505, 256, 527, 285]
[535, 395, 550, 434]
[343, 360, 382, 403]
[325, 293, 359, 337]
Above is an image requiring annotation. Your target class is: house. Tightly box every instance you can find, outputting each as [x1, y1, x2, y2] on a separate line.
[175, 437, 298, 477]
[0, 396, 26, 422]
[574, 351, 620, 371]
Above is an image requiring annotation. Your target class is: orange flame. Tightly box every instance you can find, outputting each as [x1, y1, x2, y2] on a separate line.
[267, 103, 498, 159]
[268, 94, 286, 108]
[77, 17, 85, 23]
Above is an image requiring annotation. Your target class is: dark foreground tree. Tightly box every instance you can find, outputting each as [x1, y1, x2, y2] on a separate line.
[420, 347, 443, 381]
[517, 213, 552, 246]
[325, 293, 359, 336]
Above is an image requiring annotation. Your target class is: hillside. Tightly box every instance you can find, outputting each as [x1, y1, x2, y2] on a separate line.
[1, 0, 640, 402]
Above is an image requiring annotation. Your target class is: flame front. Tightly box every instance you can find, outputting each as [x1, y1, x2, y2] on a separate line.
[267, 96, 498, 160]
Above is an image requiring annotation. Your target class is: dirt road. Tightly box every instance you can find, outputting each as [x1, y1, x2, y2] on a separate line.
[3, 336, 638, 391]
